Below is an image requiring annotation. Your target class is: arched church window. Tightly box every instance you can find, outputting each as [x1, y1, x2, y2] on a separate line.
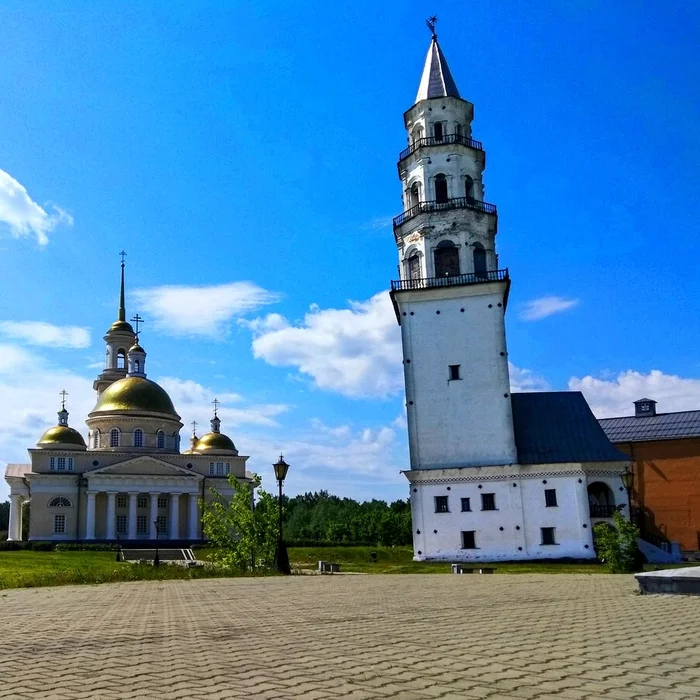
[408, 254, 422, 281]
[134, 359, 140, 373]
[157, 430, 165, 449]
[433, 121, 443, 141]
[133, 429, 144, 448]
[117, 349, 126, 370]
[93, 430, 100, 449]
[473, 243, 487, 278]
[110, 428, 120, 448]
[434, 174, 448, 204]
[464, 175, 474, 200]
[434, 240, 460, 278]
[48, 496, 72, 508]
[411, 126, 423, 145]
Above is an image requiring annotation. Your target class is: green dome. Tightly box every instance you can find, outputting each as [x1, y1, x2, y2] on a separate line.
[90, 376, 179, 418]
[194, 432, 237, 455]
[37, 425, 87, 449]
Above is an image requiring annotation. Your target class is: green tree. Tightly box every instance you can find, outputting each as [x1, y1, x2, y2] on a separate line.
[201, 474, 278, 572]
[593, 511, 641, 573]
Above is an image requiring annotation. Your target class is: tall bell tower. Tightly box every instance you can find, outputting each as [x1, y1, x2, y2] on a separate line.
[391, 21, 517, 470]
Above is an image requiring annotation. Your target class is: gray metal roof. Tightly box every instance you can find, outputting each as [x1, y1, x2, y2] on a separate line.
[599, 410, 700, 443]
[415, 36, 461, 102]
[511, 392, 629, 465]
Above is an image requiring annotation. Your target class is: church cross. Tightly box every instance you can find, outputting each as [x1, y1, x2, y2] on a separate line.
[59, 389, 68, 410]
[130, 314, 144, 336]
[119, 250, 127, 266]
[426, 15, 438, 36]
[212, 398, 220, 416]
[191, 420, 198, 434]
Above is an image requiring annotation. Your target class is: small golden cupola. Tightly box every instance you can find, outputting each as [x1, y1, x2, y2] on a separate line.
[194, 401, 238, 456]
[37, 391, 87, 450]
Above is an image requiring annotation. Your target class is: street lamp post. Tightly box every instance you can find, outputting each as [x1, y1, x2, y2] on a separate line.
[153, 519, 160, 567]
[273, 455, 291, 575]
[620, 467, 634, 525]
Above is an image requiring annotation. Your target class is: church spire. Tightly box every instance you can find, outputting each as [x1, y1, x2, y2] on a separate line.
[118, 250, 127, 322]
[415, 18, 461, 103]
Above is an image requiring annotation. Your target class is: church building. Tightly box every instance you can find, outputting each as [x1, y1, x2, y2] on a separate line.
[4, 259, 251, 543]
[392, 23, 632, 561]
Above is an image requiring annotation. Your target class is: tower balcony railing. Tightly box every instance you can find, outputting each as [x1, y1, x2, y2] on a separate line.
[393, 196, 497, 229]
[398, 133, 483, 163]
[589, 504, 618, 518]
[391, 268, 509, 292]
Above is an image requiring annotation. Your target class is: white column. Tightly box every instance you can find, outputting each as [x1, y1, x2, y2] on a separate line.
[188, 493, 199, 541]
[149, 492, 160, 540]
[169, 494, 180, 540]
[127, 492, 138, 540]
[8, 495, 22, 541]
[106, 492, 117, 540]
[86, 491, 96, 540]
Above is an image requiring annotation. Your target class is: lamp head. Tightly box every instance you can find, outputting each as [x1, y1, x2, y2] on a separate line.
[620, 467, 634, 490]
[273, 454, 290, 482]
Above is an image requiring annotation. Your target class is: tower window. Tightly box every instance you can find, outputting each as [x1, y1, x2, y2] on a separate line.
[57, 457, 66, 471]
[481, 493, 496, 511]
[461, 497, 471, 512]
[464, 175, 474, 200]
[133, 429, 144, 447]
[134, 359, 140, 373]
[408, 254, 421, 280]
[455, 122, 462, 137]
[541, 527, 557, 545]
[117, 349, 126, 369]
[434, 240, 460, 277]
[473, 243, 487, 278]
[93, 430, 100, 449]
[434, 174, 448, 204]
[433, 121, 443, 141]
[461, 530, 476, 549]
[110, 429, 120, 448]
[157, 430, 165, 449]
[408, 182, 420, 208]
[449, 365, 461, 381]
[434, 496, 449, 513]
[544, 489, 558, 507]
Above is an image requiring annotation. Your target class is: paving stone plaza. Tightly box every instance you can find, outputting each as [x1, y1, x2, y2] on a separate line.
[2, 575, 700, 699]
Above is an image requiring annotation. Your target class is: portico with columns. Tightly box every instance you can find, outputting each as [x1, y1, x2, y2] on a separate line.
[4, 256, 251, 543]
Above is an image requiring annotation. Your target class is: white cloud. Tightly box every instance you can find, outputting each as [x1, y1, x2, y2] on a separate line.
[509, 363, 550, 392]
[133, 282, 281, 337]
[569, 369, 700, 418]
[519, 296, 579, 321]
[0, 321, 90, 349]
[249, 292, 403, 399]
[0, 169, 73, 245]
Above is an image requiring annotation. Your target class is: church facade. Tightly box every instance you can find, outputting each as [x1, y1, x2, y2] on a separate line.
[393, 27, 631, 561]
[5, 261, 251, 542]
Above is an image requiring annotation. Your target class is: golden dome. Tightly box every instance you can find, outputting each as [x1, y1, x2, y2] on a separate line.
[90, 376, 179, 418]
[129, 342, 145, 353]
[108, 319, 135, 334]
[37, 425, 87, 449]
[194, 432, 237, 455]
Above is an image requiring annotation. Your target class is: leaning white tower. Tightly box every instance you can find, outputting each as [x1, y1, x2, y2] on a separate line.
[391, 23, 516, 472]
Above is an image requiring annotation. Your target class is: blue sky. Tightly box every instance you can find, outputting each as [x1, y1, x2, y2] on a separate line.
[1, 1, 699, 502]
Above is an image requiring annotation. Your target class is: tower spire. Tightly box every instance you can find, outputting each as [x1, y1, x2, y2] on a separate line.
[118, 251, 127, 322]
[415, 19, 460, 103]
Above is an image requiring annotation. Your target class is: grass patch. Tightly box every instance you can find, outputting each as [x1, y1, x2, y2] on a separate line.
[0, 551, 234, 590]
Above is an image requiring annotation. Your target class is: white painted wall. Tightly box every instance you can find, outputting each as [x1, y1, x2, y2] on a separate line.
[396, 282, 516, 469]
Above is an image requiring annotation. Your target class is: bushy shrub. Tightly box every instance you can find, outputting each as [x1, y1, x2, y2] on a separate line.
[593, 511, 640, 573]
[55, 543, 118, 551]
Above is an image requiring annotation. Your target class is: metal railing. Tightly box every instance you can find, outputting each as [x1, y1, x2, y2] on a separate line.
[399, 133, 483, 162]
[589, 504, 618, 518]
[391, 269, 509, 292]
[393, 196, 497, 229]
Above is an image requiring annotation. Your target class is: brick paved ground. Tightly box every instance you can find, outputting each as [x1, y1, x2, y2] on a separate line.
[1, 574, 700, 699]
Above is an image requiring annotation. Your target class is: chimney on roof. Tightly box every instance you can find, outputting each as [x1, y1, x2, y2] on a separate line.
[634, 398, 657, 417]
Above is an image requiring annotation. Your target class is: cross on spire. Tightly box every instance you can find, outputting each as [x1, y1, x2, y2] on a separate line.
[212, 398, 220, 417]
[119, 250, 127, 266]
[130, 314, 144, 336]
[191, 420, 198, 435]
[426, 15, 438, 37]
[59, 389, 68, 410]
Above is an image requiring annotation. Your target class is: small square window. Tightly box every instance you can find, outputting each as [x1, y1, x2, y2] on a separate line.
[544, 489, 558, 507]
[449, 364, 461, 380]
[541, 527, 557, 545]
[461, 530, 476, 549]
[157, 496, 168, 509]
[481, 493, 496, 511]
[434, 496, 449, 513]
[137, 515, 148, 535]
[461, 497, 471, 512]
[116, 495, 127, 509]
[54, 514, 66, 534]
[116, 515, 127, 535]
[137, 495, 148, 509]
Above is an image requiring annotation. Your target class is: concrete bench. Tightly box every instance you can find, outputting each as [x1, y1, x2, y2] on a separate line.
[318, 561, 340, 573]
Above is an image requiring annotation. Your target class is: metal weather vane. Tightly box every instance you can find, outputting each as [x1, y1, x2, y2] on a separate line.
[426, 15, 438, 37]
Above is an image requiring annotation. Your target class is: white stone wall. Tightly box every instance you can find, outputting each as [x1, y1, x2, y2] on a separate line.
[408, 466, 596, 561]
[397, 281, 516, 469]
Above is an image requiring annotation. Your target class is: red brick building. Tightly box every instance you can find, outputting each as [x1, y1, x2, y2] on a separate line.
[599, 398, 700, 554]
